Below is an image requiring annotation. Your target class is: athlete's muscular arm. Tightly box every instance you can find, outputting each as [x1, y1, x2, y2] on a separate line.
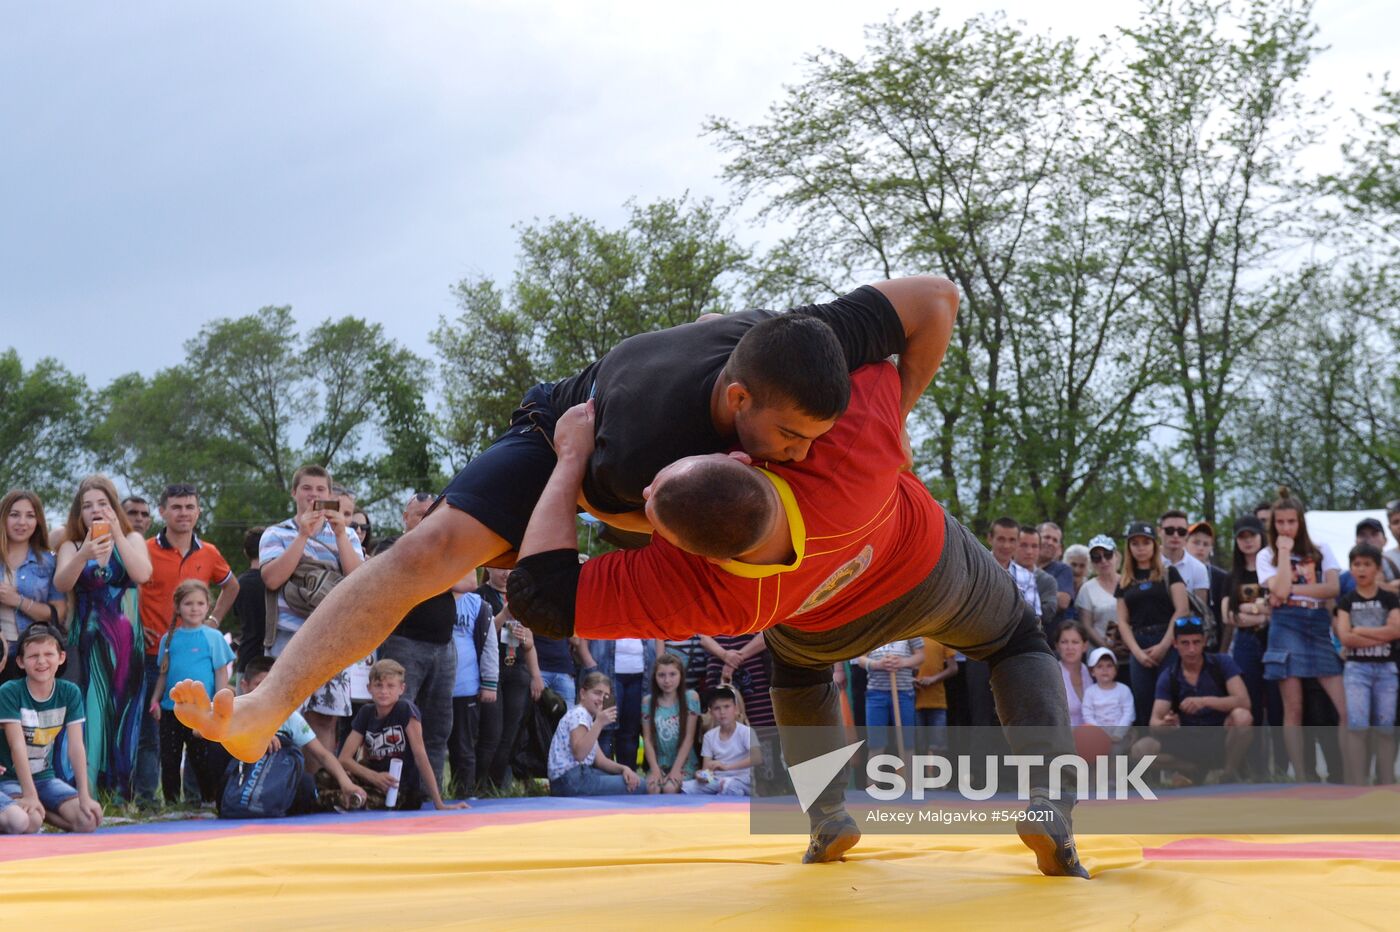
[508, 402, 596, 638]
[870, 276, 959, 418]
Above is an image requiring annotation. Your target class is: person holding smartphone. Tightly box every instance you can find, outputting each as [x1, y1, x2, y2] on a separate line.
[258, 466, 365, 756]
[546, 671, 645, 796]
[53, 475, 153, 795]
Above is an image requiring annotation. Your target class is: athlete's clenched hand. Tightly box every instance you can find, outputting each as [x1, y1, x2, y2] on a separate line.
[554, 400, 596, 463]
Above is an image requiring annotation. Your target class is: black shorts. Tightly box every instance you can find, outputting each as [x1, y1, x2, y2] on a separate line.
[438, 383, 560, 550]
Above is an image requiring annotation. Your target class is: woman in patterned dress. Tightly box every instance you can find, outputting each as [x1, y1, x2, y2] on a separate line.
[53, 475, 152, 795]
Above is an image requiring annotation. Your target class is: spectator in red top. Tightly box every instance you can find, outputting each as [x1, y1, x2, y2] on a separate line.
[133, 483, 238, 803]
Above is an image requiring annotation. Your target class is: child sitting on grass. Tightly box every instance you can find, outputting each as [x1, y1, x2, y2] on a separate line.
[547, 671, 646, 796]
[641, 654, 701, 793]
[239, 655, 367, 812]
[0, 624, 102, 833]
[683, 685, 753, 796]
[338, 659, 465, 811]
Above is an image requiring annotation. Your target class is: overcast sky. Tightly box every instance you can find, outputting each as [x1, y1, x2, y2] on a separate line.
[2, 0, 1394, 387]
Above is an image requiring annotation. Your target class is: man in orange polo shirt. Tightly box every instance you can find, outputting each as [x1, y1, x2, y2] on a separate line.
[133, 483, 239, 803]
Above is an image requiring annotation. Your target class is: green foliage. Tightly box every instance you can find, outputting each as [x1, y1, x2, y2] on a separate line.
[432, 196, 749, 463]
[710, 11, 1162, 531]
[0, 350, 92, 503]
[1113, 0, 1325, 521]
[89, 308, 436, 566]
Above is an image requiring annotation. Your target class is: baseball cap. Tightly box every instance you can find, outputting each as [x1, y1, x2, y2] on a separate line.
[1087, 647, 1116, 668]
[1087, 534, 1116, 553]
[1125, 521, 1155, 541]
[1174, 617, 1205, 637]
[1187, 520, 1215, 539]
[1233, 515, 1265, 537]
[1357, 517, 1385, 534]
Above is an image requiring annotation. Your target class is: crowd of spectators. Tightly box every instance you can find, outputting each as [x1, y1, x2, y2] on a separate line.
[4, 471, 1398, 833]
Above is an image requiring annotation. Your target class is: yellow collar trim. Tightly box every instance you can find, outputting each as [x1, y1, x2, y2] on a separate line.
[717, 467, 805, 578]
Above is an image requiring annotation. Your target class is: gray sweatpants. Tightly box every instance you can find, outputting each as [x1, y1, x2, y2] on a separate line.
[766, 508, 1075, 823]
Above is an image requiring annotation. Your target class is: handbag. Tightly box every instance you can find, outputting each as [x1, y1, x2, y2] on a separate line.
[263, 557, 345, 650]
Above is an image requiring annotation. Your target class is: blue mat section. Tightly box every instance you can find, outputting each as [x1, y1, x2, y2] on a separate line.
[103, 791, 741, 836]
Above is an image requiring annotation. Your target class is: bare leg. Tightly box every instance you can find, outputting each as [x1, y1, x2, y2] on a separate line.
[175, 505, 509, 761]
[302, 711, 339, 771]
[47, 798, 98, 833]
[1316, 675, 1352, 783]
[1279, 677, 1306, 780]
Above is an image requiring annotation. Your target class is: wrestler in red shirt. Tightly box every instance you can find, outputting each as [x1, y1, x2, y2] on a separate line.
[573, 363, 943, 639]
[508, 363, 1086, 880]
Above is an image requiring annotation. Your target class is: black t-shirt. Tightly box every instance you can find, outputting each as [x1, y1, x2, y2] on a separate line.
[350, 698, 421, 806]
[533, 634, 574, 675]
[1337, 588, 1400, 662]
[232, 568, 266, 672]
[391, 590, 456, 645]
[1115, 565, 1184, 631]
[550, 285, 906, 513]
[1206, 563, 1230, 624]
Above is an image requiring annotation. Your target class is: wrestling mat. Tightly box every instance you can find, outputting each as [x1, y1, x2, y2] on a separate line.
[3, 792, 1398, 929]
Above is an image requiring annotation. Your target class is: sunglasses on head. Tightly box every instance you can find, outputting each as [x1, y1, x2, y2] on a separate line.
[1161, 526, 1188, 537]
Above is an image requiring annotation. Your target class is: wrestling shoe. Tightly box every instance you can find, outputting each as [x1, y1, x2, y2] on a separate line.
[1016, 797, 1090, 879]
[802, 810, 862, 864]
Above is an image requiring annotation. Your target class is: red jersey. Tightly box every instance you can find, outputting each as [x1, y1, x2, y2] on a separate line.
[576, 363, 945, 639]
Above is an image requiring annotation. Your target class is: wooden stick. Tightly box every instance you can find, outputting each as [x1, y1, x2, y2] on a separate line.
[890, 658, 907, 762]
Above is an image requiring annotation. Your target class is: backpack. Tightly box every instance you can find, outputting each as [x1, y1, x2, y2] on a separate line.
[513, 687, 567, 778]
[218, 738, 305, 819]
[1166, 653, 1226, 714]
[1184, 588, 1220, 652]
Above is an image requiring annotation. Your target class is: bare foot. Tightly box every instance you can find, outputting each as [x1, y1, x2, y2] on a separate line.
[170, 679, 280, 763]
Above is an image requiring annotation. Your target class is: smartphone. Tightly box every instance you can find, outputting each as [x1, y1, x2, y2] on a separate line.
[91, 519, 111, 539]
[313, 499, 341, 511]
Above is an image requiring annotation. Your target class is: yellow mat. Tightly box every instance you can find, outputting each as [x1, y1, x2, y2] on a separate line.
[4, 805, 1398, 930]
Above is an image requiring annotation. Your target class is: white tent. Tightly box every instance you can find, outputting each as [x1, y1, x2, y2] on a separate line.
[1303, 509, 1390, 564]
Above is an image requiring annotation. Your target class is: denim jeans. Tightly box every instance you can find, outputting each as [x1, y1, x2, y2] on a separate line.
[612, 672, 644, 768]
[1343, 662, 1398, 729]
[134, 654, 162, 801]
[549, 763, 646, 796]
[915, 707, 949, 754]
[1128, 625, 1174, 727]
[540, 671, 576, 710]
[377, 635, 457, 792]
[865, 687, 916, 755]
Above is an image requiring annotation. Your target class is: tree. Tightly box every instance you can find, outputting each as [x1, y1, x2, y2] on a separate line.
[1325, 80, 1400, 248]
[1113, 0, 1325, 522]
[0, 350, 91, 502]
[1232, 267, 1400, 509]
[708, 11, 1162, 531]
[89, 308, 436, 562]
[432, 196, 749, 464]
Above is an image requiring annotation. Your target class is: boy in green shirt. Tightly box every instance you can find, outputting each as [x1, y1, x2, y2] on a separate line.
[0, 624, 103, 833]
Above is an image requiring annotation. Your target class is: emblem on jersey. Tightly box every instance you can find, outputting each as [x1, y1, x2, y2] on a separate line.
[794, 545, 874, 615]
